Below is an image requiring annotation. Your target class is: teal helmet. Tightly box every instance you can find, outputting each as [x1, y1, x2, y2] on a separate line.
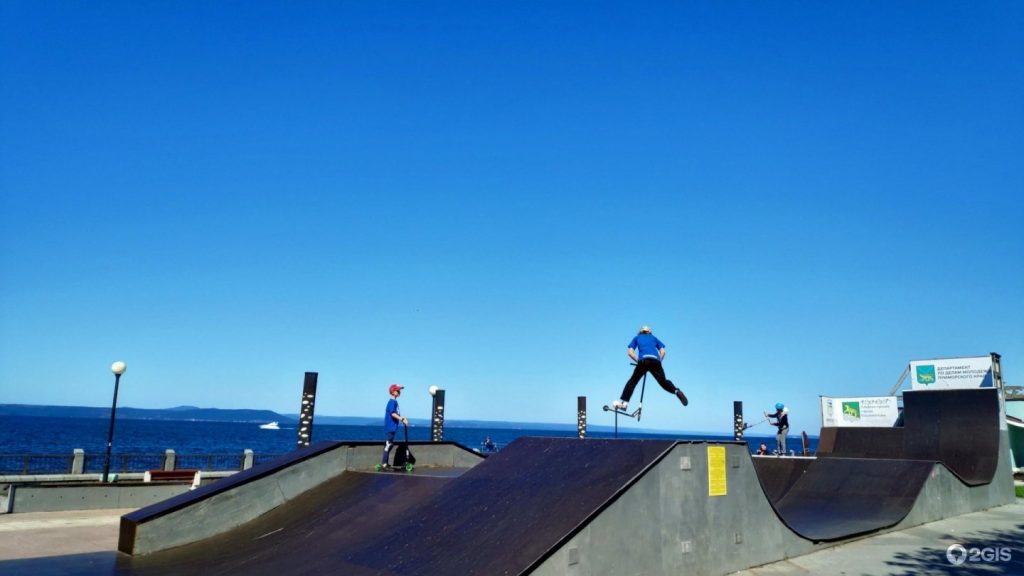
[775, 402, 784, 410]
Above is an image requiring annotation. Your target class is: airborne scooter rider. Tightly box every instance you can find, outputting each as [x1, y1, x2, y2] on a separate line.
[612, 325, 688, 412]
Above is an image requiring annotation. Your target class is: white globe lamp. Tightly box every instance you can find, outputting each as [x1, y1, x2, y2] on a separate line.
[103, 360, 127, 482]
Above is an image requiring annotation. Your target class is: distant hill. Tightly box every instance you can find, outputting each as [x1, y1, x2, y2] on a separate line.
[0, 404, 291, 423]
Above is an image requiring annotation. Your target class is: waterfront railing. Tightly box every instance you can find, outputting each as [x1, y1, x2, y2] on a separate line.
[0, 449, 283, 476]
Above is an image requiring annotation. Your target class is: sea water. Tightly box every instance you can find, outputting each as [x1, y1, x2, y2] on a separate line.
[0, 415, 808, 457]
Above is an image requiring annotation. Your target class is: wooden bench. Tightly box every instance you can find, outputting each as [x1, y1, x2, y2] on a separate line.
[143, 469, 202, 489]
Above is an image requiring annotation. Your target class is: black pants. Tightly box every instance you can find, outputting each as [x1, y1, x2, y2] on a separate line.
[620, 358, 676, 402]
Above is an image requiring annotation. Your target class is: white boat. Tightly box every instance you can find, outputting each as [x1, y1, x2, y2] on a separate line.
[259, 421, 280, 430]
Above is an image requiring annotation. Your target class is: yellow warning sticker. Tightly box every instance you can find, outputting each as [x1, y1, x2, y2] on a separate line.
[708, 446, 727, 496]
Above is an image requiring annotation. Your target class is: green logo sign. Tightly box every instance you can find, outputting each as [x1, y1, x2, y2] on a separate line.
[916, 365, 936, 385]
[842, 402, 861, 419]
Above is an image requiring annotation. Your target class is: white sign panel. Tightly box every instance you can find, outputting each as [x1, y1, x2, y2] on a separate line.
[909, 356, 994, 390]
[820, 396, 900, 427]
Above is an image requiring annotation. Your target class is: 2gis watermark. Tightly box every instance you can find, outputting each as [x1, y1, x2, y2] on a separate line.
[945, 543, 1013, 566]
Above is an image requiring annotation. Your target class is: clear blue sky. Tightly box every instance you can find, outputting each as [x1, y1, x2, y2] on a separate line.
[1, 2, 1021, 436]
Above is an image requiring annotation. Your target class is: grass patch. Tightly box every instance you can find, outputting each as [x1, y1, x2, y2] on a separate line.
[1016, 485, 1024, 498]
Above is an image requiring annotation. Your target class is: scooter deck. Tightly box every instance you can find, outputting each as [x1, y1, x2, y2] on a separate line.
[602, 405, 642, 419]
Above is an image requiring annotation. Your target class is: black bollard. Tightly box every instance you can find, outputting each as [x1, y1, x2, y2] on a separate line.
[431, 389, 445, 442]
[733, 401, 744, 441]
[577, 396, 587, 439]
[296, 372, 318, 449]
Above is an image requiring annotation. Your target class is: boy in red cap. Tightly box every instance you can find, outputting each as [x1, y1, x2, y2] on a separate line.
[381, 384, 408, 469]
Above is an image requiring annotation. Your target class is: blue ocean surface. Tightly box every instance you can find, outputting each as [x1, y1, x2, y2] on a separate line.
[0, 416, 811, 458]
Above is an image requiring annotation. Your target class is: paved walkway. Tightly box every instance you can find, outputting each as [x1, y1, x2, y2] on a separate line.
[732, 501, 1024, 576]
[0, 508, 133, 560]
[2, 502, 1023, 574]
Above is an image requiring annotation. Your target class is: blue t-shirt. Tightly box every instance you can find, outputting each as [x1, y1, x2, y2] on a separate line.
[384, 398, 400, 433]
[628, 333, 665, 361]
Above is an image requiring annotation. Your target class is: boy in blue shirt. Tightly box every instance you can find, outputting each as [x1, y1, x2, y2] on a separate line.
[612, 326, 688, 411]
[381, 384, 408, 469]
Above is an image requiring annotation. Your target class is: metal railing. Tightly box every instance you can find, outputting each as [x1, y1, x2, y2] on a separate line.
[0, 449, 285, 476]
[174, 453, 248, 471]
[82, 453, 165, 475]
[0, 454, 74, 475]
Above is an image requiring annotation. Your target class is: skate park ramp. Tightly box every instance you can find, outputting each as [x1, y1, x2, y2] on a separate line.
[121, 470, 455, 575]
[121, 418, 1011, 575]
[119, 439, 485, 556]
[117, 437, 676, 575]
[751, 455, 955, 542]
[815, 388, 1002, 485]
[750, 388, 1012, 542]
[769, 457, 935, 541]
[749, 456, 812, 504]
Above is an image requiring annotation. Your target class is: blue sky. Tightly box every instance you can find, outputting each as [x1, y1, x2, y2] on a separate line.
[1, 2, 1021, 437]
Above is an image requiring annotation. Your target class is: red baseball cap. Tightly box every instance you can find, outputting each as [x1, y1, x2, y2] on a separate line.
[389, 384, 404, 394]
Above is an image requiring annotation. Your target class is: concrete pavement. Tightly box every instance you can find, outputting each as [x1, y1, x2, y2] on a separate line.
[2, 502, 1022, 574]
[732, 501, 1024, 576]
[0, 508, 133, 561]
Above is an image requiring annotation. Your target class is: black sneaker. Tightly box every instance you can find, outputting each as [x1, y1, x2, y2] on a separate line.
[675, 389, 688, 406]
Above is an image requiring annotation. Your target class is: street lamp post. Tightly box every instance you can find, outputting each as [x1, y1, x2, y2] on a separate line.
[102, 361, 127, 483]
